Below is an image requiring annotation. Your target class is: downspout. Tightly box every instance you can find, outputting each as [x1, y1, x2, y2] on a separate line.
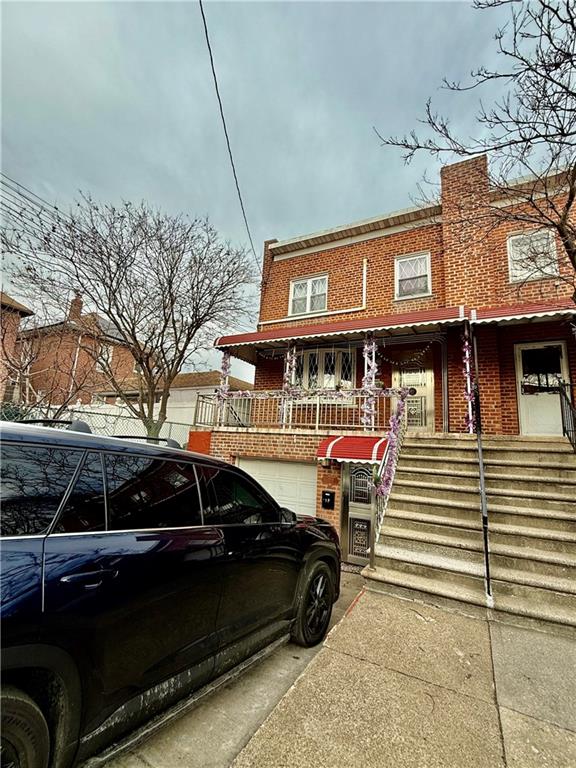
[69, 333, 83, 398]
[470, 317, 493, 606]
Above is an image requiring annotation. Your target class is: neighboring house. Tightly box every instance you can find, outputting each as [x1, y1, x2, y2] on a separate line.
[188, 155, 576, 625]
[13, 293, 135, 408]
[0, 292, 34, 401]
[94, 370, 253, 423]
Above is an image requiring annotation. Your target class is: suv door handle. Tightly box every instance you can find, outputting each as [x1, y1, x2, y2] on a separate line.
[60, 569, 118, 589]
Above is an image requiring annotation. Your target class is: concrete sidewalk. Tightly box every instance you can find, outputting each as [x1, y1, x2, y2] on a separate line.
[233, 589, 576, 768]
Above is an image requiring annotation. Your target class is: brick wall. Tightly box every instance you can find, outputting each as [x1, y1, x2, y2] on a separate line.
[0, 309, 22, 400]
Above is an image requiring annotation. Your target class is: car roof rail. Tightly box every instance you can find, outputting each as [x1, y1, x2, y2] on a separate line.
[22, 418, 93, 434]
[113, 435, 182, 450]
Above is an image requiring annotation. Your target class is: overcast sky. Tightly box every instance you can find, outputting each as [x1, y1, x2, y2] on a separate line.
[2, 0, 505, 379]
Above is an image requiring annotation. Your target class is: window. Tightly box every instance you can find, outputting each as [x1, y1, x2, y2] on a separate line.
[0, 445, 83, 536]
[105, 454, 203, 530]
[289, 275, 327, 316]
[508, 230, 558, 283]
[53, 452, 106, 534]
[198, 467, 278, 525]
[294, 349, 355, 390]
[395, 253, 431, 299]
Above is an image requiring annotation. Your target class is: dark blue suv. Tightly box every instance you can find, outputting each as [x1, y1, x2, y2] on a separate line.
[0, 422, 340, 768]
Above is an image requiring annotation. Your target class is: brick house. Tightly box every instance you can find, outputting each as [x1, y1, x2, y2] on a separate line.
[13, 293, 136, 407]
[190, 156, 576, 622]
[0, 292, 34, 401]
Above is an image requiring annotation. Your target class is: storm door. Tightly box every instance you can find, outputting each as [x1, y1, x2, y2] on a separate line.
[391, 350, 435, 432]
[515, 341, 569, 435]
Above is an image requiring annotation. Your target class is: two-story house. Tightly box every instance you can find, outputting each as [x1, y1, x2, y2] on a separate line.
[14, 293, 136, 408]
[0, 292, 34, 402]
[190, 155, 575, 625]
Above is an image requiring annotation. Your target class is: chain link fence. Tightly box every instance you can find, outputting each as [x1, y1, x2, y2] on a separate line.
[7, 404, 193, 449]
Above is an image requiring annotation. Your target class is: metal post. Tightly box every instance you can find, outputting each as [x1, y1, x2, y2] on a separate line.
[471, 324, 493, 605]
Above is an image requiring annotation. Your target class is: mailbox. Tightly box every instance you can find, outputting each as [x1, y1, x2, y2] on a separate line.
[321, 490, 335, 510]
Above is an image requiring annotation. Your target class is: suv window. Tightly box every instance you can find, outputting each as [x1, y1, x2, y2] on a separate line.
[105, 454, 203, 530]
[0, 444, 83, 537]
[53, 452, 106, 534]
[199, 466, 279, 525]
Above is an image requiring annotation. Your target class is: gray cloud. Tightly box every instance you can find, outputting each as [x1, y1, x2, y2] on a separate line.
[2, 0, 505, 379]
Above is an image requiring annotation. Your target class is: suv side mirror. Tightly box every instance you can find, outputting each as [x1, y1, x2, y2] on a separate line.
[280, 507, 297, 523]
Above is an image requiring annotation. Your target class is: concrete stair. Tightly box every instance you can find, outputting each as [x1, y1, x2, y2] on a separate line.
[363, 434, 576, 627]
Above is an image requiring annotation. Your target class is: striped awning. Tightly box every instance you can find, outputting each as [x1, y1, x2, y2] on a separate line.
[317, 435, 388, 464]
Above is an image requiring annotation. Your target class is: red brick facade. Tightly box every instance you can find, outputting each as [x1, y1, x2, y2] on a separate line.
[201, 155, 575, 539]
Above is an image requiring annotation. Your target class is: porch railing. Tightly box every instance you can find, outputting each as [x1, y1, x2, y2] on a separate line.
[559, 382, 576, 452]
[193, 391, 393, 431]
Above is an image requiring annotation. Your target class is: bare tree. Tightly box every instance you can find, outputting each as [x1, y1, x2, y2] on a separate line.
[2, 194, 255, 436]
[378, 0, 576, 299]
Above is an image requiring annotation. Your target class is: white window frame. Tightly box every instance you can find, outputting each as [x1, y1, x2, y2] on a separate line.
[289, 274, 328, 316]
[507, 229, 558, 284]
[294, 348, 356, 390]
[394, 252, 432, 301]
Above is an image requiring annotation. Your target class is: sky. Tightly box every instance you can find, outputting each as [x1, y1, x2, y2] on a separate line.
[1, 0, 506, 379]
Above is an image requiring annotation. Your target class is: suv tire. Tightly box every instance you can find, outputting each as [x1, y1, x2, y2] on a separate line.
[1, 686, 50, 768]
[291, 561, 334, 647]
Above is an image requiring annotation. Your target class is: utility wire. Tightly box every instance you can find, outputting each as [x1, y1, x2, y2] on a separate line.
[197, 0, 261, 275]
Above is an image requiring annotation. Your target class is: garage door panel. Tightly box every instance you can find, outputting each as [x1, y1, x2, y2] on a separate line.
[238, 459, 317, 517]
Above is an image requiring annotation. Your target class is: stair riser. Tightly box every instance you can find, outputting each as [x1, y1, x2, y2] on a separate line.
[486, 477, 576, 495]
[372, 556, 486, 596]
[482, 448, 573, 463]
[491, 554, 576, 588]
[492, 579, 576, 615]
[392, 485, 480, 506]
[485, 464, 576, 481]
[400, 447, 478, 461]
[488, 493, 575, 515]
[377, 537, 485, 566]
[381, 517, 576, 559]
[387, 500, 576, 533]
[396, 470, 479, 489]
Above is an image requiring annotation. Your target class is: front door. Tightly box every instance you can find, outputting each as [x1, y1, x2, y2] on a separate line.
[515, 341, 570, 435]
[391, 350, 435, 432]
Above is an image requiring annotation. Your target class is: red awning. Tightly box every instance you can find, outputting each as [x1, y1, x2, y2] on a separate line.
[317, 435, 388, 464]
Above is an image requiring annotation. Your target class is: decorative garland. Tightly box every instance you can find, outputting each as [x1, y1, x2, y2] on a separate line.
[218, 351, 231, 399]
[376, 338, 435, 368]
[361, 335, 378, 427]
[372, 393, 408, 497]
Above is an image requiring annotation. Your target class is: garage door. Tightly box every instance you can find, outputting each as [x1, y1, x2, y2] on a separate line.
[237, 458, 317, 517]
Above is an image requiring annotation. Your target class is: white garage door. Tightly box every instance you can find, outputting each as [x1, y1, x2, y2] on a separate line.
[237, 458, 317, 517]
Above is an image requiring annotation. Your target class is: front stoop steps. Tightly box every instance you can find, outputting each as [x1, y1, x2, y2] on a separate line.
[362, 434, 576, 627]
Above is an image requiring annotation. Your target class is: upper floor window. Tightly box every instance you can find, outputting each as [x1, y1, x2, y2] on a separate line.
[395, 253, 431, 300]
[289, 275, 328, 316]
[507, 230, 558, 283]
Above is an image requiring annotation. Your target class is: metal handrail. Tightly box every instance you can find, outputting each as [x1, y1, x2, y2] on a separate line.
[559, 382, 576, 452]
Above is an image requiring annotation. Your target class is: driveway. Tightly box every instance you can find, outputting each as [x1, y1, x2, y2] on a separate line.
[97, 570, 364, 768]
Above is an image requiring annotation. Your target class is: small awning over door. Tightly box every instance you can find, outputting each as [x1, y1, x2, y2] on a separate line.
[317, 435, 388, 464]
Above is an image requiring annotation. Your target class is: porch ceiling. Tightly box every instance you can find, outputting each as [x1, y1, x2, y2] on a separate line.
[215, 307, 465, 363]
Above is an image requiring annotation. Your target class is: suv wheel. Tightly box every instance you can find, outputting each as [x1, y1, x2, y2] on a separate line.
[1, 687, 49, 768]
[291, 561, 335, 647]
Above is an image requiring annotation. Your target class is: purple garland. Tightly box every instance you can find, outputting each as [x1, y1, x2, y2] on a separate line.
[462, 332, 476, 433]
[372, 394, 408, 498]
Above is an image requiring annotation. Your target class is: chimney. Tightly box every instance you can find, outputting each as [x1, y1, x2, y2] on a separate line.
[68, 291, 83, 321]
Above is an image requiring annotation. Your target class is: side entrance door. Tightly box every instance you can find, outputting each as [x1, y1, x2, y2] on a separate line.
[391, 350, 435, 433]
[515, 341, 570, 435]
[341, 464, 373, 565]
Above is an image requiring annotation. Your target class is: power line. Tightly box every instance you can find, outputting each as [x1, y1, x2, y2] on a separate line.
[197, 0, 261, 275]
